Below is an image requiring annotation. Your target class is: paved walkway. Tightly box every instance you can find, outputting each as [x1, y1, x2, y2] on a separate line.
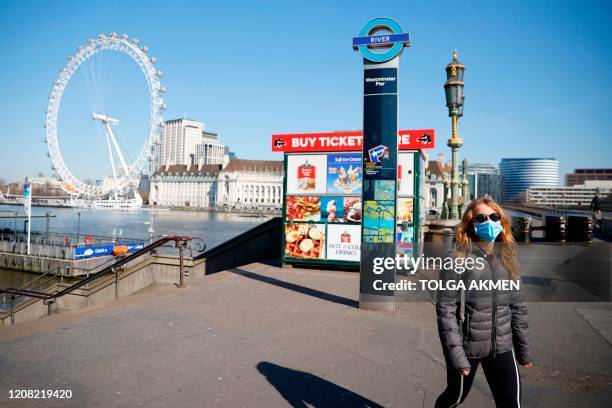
[0, 263, 611, 407]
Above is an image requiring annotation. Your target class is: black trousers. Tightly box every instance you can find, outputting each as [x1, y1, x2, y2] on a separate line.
[435, 350, 522, 408]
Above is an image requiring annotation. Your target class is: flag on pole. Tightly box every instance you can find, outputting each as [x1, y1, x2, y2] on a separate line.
[23, 183, 32, 213]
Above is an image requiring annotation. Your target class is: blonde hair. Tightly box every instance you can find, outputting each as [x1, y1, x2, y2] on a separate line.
[454, 197, 520, 280]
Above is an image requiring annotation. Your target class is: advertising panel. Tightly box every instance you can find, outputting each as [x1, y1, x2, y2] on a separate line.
[396, 223, 414, 256]
[75, 241, 144, 260]
[397, 152, 414, 196]
[320, 196, 344, 222]
[284, 223, 326, 259]
[286, 196, 321, 222]
[277, 129, 431, 267]
[396, 198, 413, 223]
[344, 197, 362, 224]
[286, 155, 327, 195]
[326, 224, 361, 261]
[326, 153, 362, 195]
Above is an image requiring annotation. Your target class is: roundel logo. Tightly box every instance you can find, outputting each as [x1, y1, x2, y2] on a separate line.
[352, 18, 410, 63]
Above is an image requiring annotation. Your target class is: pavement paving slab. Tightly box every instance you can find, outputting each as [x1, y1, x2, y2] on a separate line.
[0, 262, 610, 408]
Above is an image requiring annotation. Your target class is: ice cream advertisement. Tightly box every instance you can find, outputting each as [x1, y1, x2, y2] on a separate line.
[320, 196, 344, 223]
[326, 153, 362, 195]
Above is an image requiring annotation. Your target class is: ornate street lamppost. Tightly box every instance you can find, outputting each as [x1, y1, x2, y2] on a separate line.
[444, 50, 466, 219]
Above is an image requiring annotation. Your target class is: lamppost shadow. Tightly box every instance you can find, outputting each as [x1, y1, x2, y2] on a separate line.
[256, 362, 383, 408]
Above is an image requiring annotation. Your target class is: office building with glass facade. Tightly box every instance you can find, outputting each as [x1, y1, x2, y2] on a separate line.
[499, 158, 559, 203]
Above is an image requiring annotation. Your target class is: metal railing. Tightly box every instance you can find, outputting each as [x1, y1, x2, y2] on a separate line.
[0, 229, 143, 260]
[0, 235, 200, 325]
[0, 265, 62, 312]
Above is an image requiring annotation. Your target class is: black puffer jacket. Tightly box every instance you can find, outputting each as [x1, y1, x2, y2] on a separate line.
[436, 246, 532, 370]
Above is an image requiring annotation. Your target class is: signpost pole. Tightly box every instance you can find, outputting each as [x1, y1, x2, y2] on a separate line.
[353, 18, 410, 312]
[24, 183, 32, 255]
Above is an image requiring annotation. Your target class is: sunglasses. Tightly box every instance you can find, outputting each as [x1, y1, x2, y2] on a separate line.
[474, 213, 502, 223]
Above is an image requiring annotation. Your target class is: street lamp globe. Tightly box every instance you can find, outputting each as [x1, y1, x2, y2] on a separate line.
[444, 50, 465, 116]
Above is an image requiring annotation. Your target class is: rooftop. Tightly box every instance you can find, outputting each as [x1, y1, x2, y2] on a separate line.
[223, 159, 283, 173]
[154, 164, 222, 176]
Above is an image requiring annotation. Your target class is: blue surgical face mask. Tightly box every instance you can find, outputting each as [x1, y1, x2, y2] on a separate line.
[474, 220, 503, 242]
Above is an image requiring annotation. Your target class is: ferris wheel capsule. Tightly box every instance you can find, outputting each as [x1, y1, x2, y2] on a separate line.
[149, 56, 157, 64]
[131, 38, 139, 45]
[110, 32, 117, 38]
[141, 46, 148, 53]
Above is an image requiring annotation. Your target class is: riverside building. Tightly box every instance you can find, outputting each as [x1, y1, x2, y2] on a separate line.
[149, 159, 283, 211]
[565, 168, 612, 187]
[499, 158, 559, 203]
[154, 118, 228, 169]
[526, 180, 612, 207]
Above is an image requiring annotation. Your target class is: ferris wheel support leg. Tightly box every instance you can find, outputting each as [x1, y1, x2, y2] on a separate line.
[106, 123, 130, 177]
[105, 127, 119, 184]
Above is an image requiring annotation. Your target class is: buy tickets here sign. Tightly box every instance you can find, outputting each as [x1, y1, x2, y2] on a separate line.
[271, 129, 435, 152]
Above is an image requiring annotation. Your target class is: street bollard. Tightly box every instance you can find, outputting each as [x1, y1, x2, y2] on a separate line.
[511, 217, 531, 243]
[10, 295, 15, 325]
[545, 216, 566, 243]
[176, 244, 186, 288]
[114, 268, 120, 299]
[521, 217, 531, 243]
[442, 229, 454, 256]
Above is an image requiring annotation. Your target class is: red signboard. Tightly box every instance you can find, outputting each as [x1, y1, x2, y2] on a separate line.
[272, 129, 434, 152]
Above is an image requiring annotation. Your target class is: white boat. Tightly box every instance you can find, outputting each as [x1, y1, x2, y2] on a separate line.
[73, 189, 143, 211]
[88, 198, 142, 211]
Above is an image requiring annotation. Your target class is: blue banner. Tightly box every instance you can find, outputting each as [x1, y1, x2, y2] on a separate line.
[352, 33, 410, 47]
[75, 241, 145, 259]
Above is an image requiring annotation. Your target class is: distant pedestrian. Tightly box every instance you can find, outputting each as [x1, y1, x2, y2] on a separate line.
[435, 197, 533, 408]
[590, 193, 602, 227]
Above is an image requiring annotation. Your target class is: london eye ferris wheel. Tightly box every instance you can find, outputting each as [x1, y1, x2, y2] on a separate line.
[44, 33, 166, 203]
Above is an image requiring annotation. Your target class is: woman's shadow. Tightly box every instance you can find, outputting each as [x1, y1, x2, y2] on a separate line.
[257, 362, 384, 408]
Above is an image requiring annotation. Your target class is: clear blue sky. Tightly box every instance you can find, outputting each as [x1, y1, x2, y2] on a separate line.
[0, 0, 610, 184]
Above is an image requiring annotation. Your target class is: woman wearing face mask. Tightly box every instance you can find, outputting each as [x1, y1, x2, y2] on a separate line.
[435, 197, 533, 408]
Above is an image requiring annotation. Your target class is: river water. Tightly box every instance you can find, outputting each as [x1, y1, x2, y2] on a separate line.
[0, 204, 271, 250]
